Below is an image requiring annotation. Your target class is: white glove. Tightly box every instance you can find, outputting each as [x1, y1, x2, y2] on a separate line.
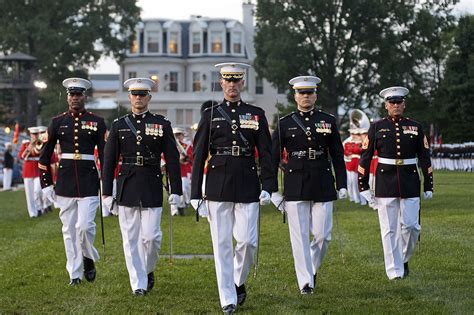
[360, 190, 376, 208]
[103, 196, 117, 216]
[423, 191, 433, 200]
[271, 192, 285, 213]
[259, 190, 271, 206]
[338, 188, 348, 199]
[168, 194, 180, 205]
[42, 186, 56, 203]
[190, 199, 208, 217]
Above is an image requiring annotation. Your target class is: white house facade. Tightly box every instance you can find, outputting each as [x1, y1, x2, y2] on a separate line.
[116, 2, 287, 131]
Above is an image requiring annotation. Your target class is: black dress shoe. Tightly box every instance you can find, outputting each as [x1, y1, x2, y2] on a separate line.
[403, 262, 409, 277]
[313, 273, 317, 288]
[147, 272, 155, 291]
[69, 278, 81, 286]
[222, 304, 236, 314]
[300, 284, 313, 295]
[235, 283, 246, 305]
[83, 257, 96, 282]
[132, 289, 147, 296]
[178, 207, 185, 216]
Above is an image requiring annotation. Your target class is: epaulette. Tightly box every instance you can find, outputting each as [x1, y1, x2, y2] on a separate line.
[53, 112, 68, 119]
[113, 114, 129, 123]
[317, 109, 335, 118]
[244, 102, 263, 110]
[203, 104, 221, 112]
[280, 112, 295, 120]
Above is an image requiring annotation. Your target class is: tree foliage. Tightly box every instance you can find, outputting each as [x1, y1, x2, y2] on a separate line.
[254, 0, 457, 127]
[434, 15, 474, 142]
[0, 0, 140, 120]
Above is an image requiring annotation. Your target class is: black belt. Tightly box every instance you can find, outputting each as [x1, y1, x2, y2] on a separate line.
[122, 156, 160, 166]
[289, 149, 325, 160]
[211, 146, 254, 157]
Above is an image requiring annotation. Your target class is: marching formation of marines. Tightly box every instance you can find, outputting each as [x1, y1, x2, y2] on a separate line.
[12, 61, 437, 314]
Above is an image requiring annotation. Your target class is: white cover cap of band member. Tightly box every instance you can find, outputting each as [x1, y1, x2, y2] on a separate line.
[123, 77, 156, 93]
[27, 126, 39, 133]
[5, 142, 12, 148]
[62, 78, 92, 93]
[173, 127, 186, 135]
[214, 62, 251, 80]
[379, 86, 409, 101]
[289, 76, 321, 92]
[37, 126, 47, 133]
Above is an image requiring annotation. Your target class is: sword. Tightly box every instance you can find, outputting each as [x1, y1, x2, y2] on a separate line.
[98, 185, 106, 260]
[253, 203, 261, 279]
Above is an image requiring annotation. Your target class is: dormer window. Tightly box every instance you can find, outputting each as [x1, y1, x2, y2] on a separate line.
[146, 30, 160, 53]
[232, 31, 242, 54]
[169, 31, 179, 54]
[211, 31, 223, 53]
[130, 39, 139, 54]
[192, 32, 202, 54]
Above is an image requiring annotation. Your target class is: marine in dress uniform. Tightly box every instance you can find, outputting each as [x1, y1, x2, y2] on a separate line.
[18, 127, 43, 217]
[190, 63, 276, 314]
[270, 76, 347, 294]
[39, 78, 107, 285]
[170, 127, 193, 216]
[358, 86, 433, 280]
[102, 78, 182, 296]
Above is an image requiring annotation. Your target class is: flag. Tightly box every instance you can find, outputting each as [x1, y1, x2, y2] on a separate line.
[12, 122, 20, 144]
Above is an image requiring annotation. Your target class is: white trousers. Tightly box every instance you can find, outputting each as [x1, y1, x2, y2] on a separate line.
[207, 201, 258, 307]
[56, 195, 100, 279]
[23, 177, 42, 217]
[376, 197, 420, 279]
[118, 206, 163, 291]
[286, 201, 333, 289]
[3, 168, 12, 190]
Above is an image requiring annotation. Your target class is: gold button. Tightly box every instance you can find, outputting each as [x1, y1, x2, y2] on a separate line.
[306, 127, 310, 130]
[305, 118, 309, 121]
[396, 133, 400, 136]
[75, 150, 79, 153]
[75, 118, 79, 121]
[232, 120, 236, 123]
[74, 129, 78, 133]
[395, 123, 399, 126]
[292, 134, 295, 137]
[232, 109, 236, 113]
[74, 136, 78, 140]
[307, 137, 311, 141]
[137, 152, 140, 155]
[137, 130, 141, 134]
[232, 131, 236, 134]
[75, 123, 78, 126]
[232, 141, 237, 145]
[137, 120, 141, 123]
[75, 143, 79, 146]
[396, 139, 400, 142]
[397, 152, 401, 155]
[137, 142, 140, 145]
[397, 145, 400, 149]
[383, 135, 386, 138]
[395, 128, 399, 131]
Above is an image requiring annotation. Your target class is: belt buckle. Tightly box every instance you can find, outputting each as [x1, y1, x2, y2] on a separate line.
[231, 146, 240, 156]
[396, 159, 404, 165]
[136, 156, 144, 166]
[73, 153, 82, 160]
[308, 149, 316, 160]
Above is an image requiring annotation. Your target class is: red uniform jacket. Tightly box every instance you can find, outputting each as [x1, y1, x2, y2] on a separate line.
[18, 140, 40, 178]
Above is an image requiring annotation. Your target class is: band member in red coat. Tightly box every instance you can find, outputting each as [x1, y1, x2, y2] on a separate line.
[18, 127, 42, 218]
[171, 127, 193, 216]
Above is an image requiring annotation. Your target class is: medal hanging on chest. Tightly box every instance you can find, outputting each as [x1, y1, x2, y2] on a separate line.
[145, 123, 163, 137]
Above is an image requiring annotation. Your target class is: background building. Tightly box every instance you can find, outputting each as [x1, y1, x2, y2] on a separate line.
[116, 2, 286, 132]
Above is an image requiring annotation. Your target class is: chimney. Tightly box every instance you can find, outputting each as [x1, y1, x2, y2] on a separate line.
[242, 0, 255, 60]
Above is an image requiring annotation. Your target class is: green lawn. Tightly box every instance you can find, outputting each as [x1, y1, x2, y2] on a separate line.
[0, 171, 473, 314]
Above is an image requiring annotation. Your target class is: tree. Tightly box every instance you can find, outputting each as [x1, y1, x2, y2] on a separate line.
[0, 0, 140, 121]
[254, 0, 456, 125]
[434, 15, 474, 142]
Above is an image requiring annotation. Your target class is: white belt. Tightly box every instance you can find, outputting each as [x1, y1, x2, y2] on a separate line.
[25, 157, 39, 161]
[61, 153, 95, 161]
[378, 157, 417, 165]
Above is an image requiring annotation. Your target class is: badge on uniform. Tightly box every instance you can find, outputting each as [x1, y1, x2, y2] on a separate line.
[145, 124, 163, 137]
[362, 136, 369, 149]
[81, 121, 98, 131]
[315, 121, 331, 134]
[402, 125, 418, 135]
[239, 113, 259, 130]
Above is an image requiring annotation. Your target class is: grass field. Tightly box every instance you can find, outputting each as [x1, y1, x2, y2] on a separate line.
[0, 171, 473, 314]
